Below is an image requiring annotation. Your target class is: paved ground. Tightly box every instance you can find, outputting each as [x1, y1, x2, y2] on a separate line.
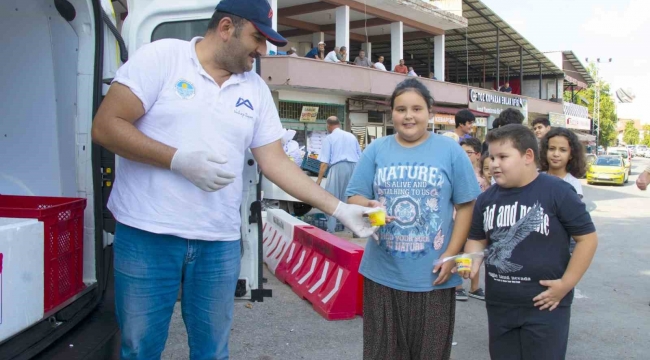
[162, 158, 650, 360]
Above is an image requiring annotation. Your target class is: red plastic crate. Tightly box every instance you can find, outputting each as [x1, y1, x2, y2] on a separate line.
[0, 195, 86, 312]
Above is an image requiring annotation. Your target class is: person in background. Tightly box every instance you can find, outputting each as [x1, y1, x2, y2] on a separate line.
[499, 81, 512, 93]
[429, 72, 438, 80]
[465, 125, 597, 360]
[637, 165, 650, 190]
[407, 67, 417, 76]
[346, 78, 480, 360]
[636, 164, 650, 306]
[354, 50, 372, 67]
[457, 137, 487, 301]
[454, 109, 476, 142]
[317, 117, 362, 233]
[325, 46, 346, 63]
[373, 55, 387, 71]
[305, 41, 326, 60]
[483, 108, 526, 155]
[532, 117, 552, 142]
[90, 1, 379, 358]
[480, 152, 493, 185]
[539, 128, 585, 198]
[442, 131, 460, 143]
[394, 59, 408, 74]
[286, 47, 298, 57]
[540, 128, 586, 254]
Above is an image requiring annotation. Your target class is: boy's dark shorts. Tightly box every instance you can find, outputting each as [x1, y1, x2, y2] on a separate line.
[487, 304, 571, 360]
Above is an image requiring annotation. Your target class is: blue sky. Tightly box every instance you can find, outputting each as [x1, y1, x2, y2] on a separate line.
[482, 0, 650, 121]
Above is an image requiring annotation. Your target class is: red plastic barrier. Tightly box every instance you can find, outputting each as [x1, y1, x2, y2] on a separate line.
[276, 225, 364, 320]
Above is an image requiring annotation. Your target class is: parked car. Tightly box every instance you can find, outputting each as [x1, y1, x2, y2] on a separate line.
[634, 145, 647, 157]
[643, 148, 650, 158]
[587, 155, 628, 185]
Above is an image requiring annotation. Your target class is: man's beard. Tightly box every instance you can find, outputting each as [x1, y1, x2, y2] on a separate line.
[220, 41, 254, 74]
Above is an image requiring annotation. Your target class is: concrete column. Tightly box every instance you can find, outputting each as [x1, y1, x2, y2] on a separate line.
[434, 34, 445, 81]
[267, 0, 277, 54]
[519, 47, 524, 94]
[496, 28, 500, 88]
[312, 32, 324, 48]
[298, 42, 311, 56]
[361, 42, 372, 62]
[391, 22, 403, 72]
[335, 6, 350, 61]
[539, 63, 543, 99]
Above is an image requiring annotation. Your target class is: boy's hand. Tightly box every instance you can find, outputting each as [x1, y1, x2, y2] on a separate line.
[433, 253, 456, 285]
[533, 279, 572, 311]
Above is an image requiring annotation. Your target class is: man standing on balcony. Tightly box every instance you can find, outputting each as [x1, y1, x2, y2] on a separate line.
[354, 50, 372, 67]
[394, 59, 408, 74]
[317, 117, 362, 233]
[373, 55, 387, 71]
[499, 81, 512, 93]
[325, 46, 347, 63]
[305, 41, 326, 60]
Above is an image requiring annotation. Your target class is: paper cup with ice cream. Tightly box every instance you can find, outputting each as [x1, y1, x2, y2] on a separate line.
[454, 255, 472, 275]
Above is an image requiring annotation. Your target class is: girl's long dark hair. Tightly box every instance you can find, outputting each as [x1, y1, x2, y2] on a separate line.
[540, 128, 587, 178]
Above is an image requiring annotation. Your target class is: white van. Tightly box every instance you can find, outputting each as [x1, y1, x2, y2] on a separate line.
[0, 1, 267, 357]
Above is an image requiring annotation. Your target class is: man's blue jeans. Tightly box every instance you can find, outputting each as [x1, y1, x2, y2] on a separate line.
[113, 223, 241, 360]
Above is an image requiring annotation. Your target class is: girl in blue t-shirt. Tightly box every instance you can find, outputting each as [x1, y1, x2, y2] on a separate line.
[345, 79, 481, 360]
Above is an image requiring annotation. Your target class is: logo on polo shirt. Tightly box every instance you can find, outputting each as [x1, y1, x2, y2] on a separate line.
[175, 79, 195, 99]
[236, 97, 254, 111]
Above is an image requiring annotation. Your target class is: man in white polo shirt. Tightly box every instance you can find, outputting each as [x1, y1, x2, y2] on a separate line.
[316, 117, 362, 232]
[91, 0, 378, 358]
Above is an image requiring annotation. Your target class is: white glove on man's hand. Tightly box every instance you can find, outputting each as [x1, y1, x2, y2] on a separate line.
[332, 201, 379, 238]
[170, 150, 236, 192]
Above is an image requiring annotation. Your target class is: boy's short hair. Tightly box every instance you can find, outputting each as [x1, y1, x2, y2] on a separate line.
[460, 137, 482, 154]
[455, 109, 476, 128]
[493, 108, 525, 128]
[486, 124, 539, 159]
[531, 117, 551, 128]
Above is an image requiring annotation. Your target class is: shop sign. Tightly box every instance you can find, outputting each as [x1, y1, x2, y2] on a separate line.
[566, 116, 591, 131]
[468, 88, 528, 122]
[475, 117, 487, 127]
[299, 106, 319, 122]
[431, 113, 455, 125]
[549, 113, 566, 128]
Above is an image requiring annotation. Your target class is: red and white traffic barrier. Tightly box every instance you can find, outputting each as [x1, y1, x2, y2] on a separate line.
[261, 209, 308, 274]
[278, 225, 364, 320]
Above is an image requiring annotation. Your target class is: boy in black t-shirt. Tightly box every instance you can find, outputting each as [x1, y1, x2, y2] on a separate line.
[464, 125, 598, 360]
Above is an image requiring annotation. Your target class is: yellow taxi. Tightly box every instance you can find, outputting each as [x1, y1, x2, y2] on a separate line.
[586, 155, 629, 185]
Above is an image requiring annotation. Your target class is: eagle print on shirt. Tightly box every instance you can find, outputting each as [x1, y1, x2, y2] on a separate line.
[485, 203, 544, 273]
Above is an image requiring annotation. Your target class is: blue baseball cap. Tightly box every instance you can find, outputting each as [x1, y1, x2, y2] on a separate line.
[216, 0, 288, 47]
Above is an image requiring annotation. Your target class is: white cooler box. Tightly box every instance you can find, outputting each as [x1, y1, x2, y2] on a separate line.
[0, 218, 44, 342]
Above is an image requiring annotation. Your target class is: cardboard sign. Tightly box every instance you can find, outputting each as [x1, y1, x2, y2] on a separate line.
[299, 106, 319, 122]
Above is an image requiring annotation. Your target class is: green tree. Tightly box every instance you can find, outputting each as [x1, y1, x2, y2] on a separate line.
[623, 121, 640, 145]
[642, 125, 650, 146]
[563, 62, 617, 148]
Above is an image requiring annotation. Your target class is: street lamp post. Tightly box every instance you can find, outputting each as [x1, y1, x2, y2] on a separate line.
[586, 57, 612, 151]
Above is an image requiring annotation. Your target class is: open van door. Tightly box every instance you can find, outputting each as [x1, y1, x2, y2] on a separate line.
[0, 0, 123, 358]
